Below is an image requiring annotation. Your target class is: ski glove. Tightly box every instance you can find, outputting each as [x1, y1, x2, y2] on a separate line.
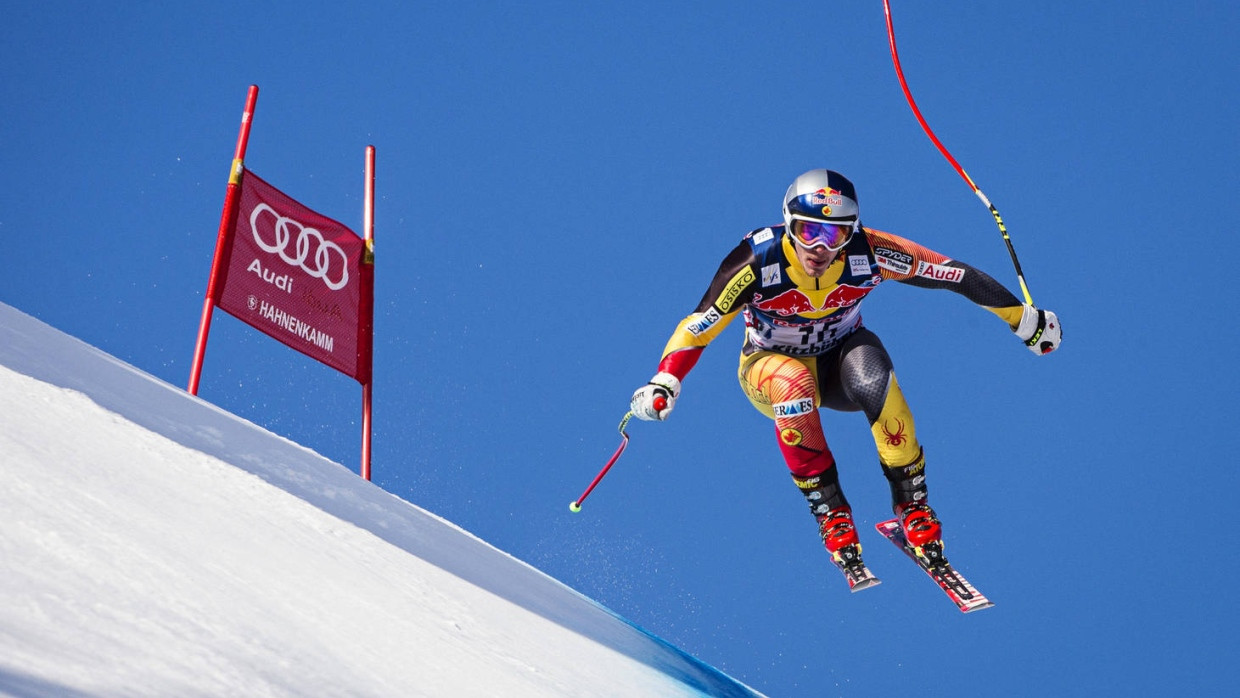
[630, 372, 681, 421]
[1015, 304, 1062, 355]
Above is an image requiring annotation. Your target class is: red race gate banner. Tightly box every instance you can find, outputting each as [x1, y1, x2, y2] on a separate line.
[216, 170, 369, 381]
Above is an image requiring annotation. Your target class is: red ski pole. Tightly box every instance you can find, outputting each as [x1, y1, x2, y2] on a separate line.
[569, 396, 665, 513]
[882, 0, 1035, 306]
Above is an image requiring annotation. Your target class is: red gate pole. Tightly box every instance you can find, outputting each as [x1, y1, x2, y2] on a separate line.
[188, 84, 260, 395]
[359, 145, 376, 480]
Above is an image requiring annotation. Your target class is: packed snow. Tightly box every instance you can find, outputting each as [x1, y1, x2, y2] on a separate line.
[0, 303, 762, 697]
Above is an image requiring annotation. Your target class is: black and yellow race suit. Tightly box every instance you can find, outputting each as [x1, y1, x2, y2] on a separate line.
[654, 225, 1025, 485]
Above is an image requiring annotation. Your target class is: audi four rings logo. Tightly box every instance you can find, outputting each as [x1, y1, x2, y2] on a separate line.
[249, 203, 350, 291]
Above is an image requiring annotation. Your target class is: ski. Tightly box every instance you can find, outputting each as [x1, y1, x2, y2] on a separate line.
[830, 544, 881, 592]
[875, 519, 993, 613]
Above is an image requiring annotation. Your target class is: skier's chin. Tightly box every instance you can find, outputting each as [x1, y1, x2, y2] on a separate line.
[806, 262, 831, 277]
[799, 251, 837, 277]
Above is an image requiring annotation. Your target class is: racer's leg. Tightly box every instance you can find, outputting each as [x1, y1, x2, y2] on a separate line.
[826, 329, 941, 548]
[739, 351, 858, 553]
[739, 351, 831, 476]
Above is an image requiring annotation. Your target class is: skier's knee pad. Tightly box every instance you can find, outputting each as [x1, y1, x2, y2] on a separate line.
[836, 330, 895, 419]
[737, 351, 820, 419]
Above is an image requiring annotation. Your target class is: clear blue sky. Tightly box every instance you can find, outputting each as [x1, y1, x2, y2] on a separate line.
[3, 2, 1237, 695]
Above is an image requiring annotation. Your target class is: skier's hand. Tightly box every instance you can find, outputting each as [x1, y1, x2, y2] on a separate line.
[1014, 304, 1061, 355]
[630, 372, 681, 421]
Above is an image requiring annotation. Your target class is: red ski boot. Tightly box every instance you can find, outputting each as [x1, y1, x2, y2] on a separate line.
[792, 470, 879, 590]
[896, 502, 945, 565]
[818, 506, 861, 554]
[818, 506, 879, 591]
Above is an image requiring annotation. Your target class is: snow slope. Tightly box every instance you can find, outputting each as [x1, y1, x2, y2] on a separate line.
[0, 302, 762, 698]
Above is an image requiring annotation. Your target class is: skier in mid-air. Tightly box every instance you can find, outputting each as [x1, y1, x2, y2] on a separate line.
[629, 169, 1060, 582]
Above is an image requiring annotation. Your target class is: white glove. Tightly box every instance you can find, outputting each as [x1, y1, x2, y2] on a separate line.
[1015, 304, 1062, 355]
[630, 372, 681, 421]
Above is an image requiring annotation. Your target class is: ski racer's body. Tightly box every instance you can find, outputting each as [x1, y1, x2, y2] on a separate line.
[629, 169, 1061, 573]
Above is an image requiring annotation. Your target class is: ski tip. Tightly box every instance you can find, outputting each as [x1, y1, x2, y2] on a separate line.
[850, 577, 882, 593]
[962, 602, 995, 613]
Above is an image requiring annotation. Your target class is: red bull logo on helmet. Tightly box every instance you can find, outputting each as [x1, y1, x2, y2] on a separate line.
[809, 187, 843, 203]
[806, 187, 846, 217]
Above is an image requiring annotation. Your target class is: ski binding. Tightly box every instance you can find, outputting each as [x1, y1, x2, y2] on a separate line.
[830, 543, 881, 592]
[875, 519, 994, 613]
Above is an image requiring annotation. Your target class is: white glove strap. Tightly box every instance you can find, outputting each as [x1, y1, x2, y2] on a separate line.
[649, 371, 681, 397]
[1015, 304, 1061, 355]
[1015, 303, 1041, 342]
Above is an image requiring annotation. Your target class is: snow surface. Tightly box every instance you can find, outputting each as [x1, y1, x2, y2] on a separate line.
[0, 302, 763, 698]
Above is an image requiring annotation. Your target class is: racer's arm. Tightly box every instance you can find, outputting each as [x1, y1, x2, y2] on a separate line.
[902, 260, 1024, 324]
[631, 239, 759, 421]
[868, 228, 1061, 354]
[657, 240, 756, 380]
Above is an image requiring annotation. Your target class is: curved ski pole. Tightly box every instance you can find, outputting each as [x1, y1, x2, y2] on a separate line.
[569, 397, 665, 512]
[882, 0, 1034, 306]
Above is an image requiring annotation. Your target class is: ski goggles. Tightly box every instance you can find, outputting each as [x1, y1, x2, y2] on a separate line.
[788, 217, 855, 251]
